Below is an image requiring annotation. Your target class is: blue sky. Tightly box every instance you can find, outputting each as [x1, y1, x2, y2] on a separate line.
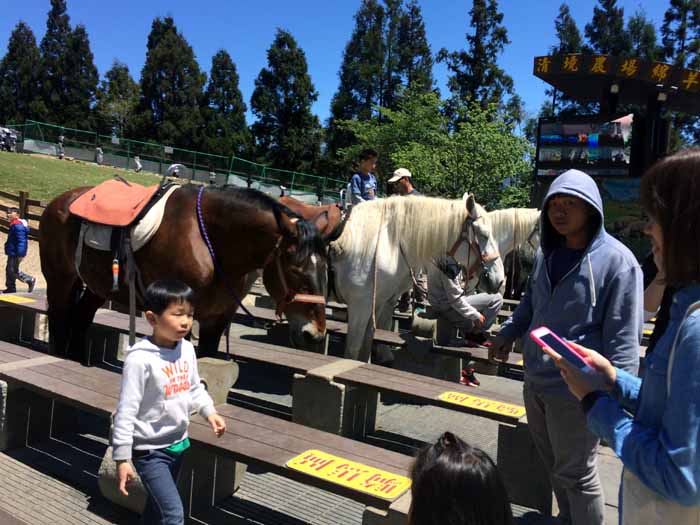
[0, 1, 668, 125]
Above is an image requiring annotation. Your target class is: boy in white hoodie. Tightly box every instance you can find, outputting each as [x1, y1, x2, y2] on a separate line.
[113, 280, 226, 524]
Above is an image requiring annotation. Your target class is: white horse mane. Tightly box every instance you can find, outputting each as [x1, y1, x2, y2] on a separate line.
[487, 208, 540, 254]
[332, 195, 479, 265]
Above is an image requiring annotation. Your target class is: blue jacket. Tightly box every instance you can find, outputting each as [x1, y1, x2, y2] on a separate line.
[350, 172, 377, 203]
[5, 218, 29, 257]
[498, 169, 642, 393]
[588, 284, 700, 506]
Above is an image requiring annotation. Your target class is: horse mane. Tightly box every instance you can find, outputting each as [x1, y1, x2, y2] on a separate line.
[488, 208, 539, 244]
[332, 196, 474, 265]
[198, 185, 324, 263]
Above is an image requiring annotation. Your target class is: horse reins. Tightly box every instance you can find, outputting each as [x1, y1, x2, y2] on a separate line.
[196, 186, 325, 323]
[447, 217, 500, 281]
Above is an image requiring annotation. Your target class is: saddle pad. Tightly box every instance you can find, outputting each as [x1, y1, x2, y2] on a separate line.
[82, 185, 180, 252]
[70, 179, 160, 227]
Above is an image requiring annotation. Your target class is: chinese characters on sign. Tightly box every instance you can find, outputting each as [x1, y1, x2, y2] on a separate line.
[438, 391, 527, 419]
[286, 450, 411, 500]
[618, 58, 639, 78]
[535, 56, 551, 74]
[682, 70, 700, 92]
[649, 63, 672, 83]
[589, 55, 609, 74]
[562, 54, 580, 72]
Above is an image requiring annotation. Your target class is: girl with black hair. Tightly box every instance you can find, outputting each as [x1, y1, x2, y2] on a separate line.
[408, 432, 513, 525]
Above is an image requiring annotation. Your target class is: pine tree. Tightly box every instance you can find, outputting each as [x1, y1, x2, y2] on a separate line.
[326, 0, 433, 161]
[550, 3, 583, 54]
[61, 25, 98, 129]
[136, 16, 206, 149]
[437, 0, 514, 112]
[40, 0, 72, 124]
[397, 0, 433, 90]
[202, 50, 251, 157]
[547, 3, 588, 116]
[628, 8, 661, 61]
[0, 21, 46, 124]
[250, 29, 321, 172]
[584, 0, 632, 56]
[661, 0, 700, 68]
[94, 60, 139, 136]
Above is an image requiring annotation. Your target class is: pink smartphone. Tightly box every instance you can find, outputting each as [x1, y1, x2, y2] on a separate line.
[529, 326, 592, 371]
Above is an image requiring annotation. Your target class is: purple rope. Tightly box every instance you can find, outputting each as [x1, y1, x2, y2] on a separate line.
[196, 185, 256, 319]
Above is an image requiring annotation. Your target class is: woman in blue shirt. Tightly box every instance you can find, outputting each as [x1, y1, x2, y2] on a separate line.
[545, 149, 700, 524]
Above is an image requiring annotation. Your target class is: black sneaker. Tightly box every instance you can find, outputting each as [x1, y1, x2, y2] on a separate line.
[27, 278, 36, 293]
[460, 368, 480, 387]
[1, 289, 17, 294]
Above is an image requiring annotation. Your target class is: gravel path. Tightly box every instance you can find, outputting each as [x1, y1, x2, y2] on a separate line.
[0, 232, 45, 291]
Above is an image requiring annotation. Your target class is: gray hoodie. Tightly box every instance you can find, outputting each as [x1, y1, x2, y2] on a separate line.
[499, 169, 642, 393]
[112, 338, 215, 460]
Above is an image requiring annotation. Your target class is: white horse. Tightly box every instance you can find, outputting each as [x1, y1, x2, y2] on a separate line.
[330, 194, 506, 362]
[486, 208, 540, 296]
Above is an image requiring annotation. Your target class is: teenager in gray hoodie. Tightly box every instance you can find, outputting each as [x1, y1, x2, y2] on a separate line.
[490, 169, 642, 525]
[113, 280, 226, 524]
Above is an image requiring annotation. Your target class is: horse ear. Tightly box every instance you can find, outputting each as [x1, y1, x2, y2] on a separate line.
[279, 213, 299, 242]
[465, 193, 479, 220]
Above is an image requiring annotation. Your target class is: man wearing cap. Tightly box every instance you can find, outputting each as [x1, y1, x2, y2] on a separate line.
[388, 168, 421, 196]
[391, 168, 427, 312]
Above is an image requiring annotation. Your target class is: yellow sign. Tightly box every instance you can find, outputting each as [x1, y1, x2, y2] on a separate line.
[535, 56, 551, 74]
[650, 63, 671, 83]
[682, 70, 700, 91]
[619, 58, 639, 78]
[0, 295, 35, 305]
[286, 450, 411, 500]
[590, 56, 609, 74]
[438, 391, 526, 419]
[562, 55, 580, 72]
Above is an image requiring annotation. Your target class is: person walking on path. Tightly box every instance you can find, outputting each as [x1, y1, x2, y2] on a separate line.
[113, 280, 227, 524]
[3, 207, 35, 293]
[490, 169, 643, 525]
[546, 150, 700, 524]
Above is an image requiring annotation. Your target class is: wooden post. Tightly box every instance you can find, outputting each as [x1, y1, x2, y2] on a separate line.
[18, 191, 28, 220]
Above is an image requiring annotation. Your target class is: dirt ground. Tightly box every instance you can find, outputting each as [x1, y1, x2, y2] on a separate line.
[0, 231, 45, 291]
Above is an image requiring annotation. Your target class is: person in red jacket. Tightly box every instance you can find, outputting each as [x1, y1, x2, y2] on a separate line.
[4, 208, 35, 293]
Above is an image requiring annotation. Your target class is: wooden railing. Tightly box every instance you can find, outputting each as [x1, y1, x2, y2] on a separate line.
[0, 190, 45, 239]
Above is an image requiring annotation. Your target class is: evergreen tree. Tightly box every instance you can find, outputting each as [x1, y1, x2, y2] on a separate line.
[0, 21, 46, 124]
[661, 0, 700, 68]
[628, 8, 661, 61]
[550, 3, 583, 54]
[94, 60, 139, 136]
[397, 0, 433, 90]
[250, 29, 321, 172]
[202, 50, 250, 157]
[61, 25, 98, 129]
[437, 0, 513, 112]
[40, 0, 72, 124]
[547, 4, 589, 116]
[326, 0, 433, 161]
[136, 16, 206, 149]
[584, 0, 631, 56]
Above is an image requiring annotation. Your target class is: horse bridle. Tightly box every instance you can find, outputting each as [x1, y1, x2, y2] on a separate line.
[263, 235, 326, 319]
[447, 216, 500, 280]
[196, 185, 325, 321]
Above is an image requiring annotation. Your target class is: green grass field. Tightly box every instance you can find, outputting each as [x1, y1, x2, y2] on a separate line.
[0, 151, 162, 202]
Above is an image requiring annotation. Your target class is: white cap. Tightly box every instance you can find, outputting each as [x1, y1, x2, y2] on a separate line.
[388, 168, 412, 183]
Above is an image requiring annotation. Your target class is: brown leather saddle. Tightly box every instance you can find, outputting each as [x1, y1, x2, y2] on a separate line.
[69, 178, 160, 227]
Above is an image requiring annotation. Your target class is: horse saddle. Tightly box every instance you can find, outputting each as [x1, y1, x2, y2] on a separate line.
[69, 178, 160, 227]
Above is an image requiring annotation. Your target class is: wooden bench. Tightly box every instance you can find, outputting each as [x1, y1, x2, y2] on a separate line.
[0, 343, 415, 524]
[233, 304, 407, 354]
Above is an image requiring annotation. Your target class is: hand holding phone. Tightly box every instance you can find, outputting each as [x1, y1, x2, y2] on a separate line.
[530, 327, 592, 372]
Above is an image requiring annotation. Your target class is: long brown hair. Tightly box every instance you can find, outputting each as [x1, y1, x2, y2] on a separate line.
[641, 149, 700, 287]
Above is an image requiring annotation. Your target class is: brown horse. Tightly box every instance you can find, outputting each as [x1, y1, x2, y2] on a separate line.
[279, 196, 344, 240]
[40, 184, 329, 362]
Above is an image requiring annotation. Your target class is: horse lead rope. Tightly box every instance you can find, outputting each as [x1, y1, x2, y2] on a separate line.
[196, 185, 257, 321]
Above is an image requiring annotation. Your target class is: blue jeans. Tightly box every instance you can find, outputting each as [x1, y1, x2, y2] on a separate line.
[132, 448, 185, 525]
